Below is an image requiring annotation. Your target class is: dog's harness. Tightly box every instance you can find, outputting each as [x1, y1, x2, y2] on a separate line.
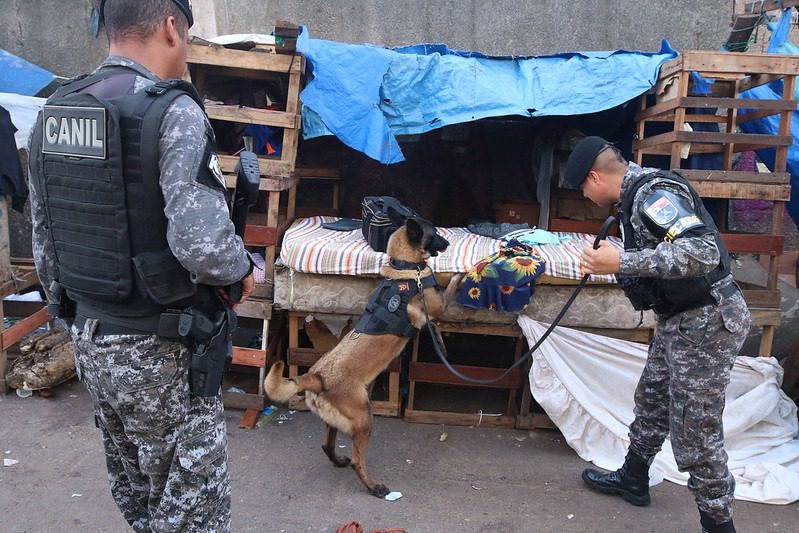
[355, 262, 437, 338]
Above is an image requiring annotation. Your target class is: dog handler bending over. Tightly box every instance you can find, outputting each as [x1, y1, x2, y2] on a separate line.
[562, 137, 751, 533]
[28, 1, 254, 530]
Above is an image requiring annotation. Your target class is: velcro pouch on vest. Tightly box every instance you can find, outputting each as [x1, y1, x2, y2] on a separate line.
[132, 249, 197, 305]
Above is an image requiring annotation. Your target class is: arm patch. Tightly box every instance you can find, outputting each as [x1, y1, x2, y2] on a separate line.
[639, 189, 706, 243]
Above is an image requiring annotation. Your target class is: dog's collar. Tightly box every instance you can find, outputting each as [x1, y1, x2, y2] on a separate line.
[389, 258, 428, 271]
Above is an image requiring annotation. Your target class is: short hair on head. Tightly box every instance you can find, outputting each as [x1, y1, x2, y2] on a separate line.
[592, 145, 627, 174]
[103, 0, 188, 42]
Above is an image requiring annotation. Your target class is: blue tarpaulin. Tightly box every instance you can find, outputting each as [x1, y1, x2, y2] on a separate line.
[0, 48, 55, 97]
[297, 28, 678, 164]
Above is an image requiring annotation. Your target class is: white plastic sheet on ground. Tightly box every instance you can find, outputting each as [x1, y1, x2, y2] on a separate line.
[518, 316, 799, 504]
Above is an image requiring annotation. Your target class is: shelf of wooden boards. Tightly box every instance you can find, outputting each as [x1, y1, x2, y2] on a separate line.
[186, 36, 305, 417]
[633, 50, 798, 356]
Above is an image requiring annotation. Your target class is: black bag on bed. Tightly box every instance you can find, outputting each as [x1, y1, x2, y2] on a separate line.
[361, 196, 419, 252]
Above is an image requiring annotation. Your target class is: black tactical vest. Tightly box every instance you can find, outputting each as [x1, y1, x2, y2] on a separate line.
[29, 68, 206, 319]
[616, 170, 731, 315]
[355, 273, 439, 337]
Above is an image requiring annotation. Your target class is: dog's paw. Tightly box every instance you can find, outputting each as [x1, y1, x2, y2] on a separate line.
[370, 483, 390, 498]
[333, 456, 351, 468]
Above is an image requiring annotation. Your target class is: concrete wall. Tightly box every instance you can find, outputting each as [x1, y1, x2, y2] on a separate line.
[1, 0, 738, 80]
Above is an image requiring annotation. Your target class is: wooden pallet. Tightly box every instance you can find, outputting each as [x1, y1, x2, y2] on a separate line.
[633, 50, 798, 356]
[186, 30, 305, 414]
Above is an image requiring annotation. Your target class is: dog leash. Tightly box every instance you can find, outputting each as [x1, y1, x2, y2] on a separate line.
[420, 216, 617, 385]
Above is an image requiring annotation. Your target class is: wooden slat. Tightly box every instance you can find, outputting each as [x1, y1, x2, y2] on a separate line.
[677, 170, 790, 184]
[219, 154, 294, 182]
[678, 51, 799, 76]
[436, 322, 520, 337]
[243, 224, 276, 247]
[634, 130, 792, 150]
[409, 362, 520, 389]
[720, 233, 783, 254]
[235, 298, 272, 320]
[741, 290, 781, 308]
[187, 43, 302, 73]
[744, 0, 799, 13]
[0, 307, 50, 351]
[222, 391, 266, 411]
[688, 181, 790, 200]
[750, 309, 782, 326]
[206, 102, 300, 129]
[635, 96, 795, 122]
[294, 166, 341, 179]
[232, 346, 267, 367]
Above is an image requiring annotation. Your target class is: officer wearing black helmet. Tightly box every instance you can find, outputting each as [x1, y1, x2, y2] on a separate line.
[28, 1, 253, 530]
[563, 137, 751, 533]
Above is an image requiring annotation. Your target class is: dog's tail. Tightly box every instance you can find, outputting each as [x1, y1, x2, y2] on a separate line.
[264, 361, 324, 403]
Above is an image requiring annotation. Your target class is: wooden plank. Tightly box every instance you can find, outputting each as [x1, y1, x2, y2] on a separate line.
[205, 102, 300, 129]
[0, 307, 50, 351]
[0, 266, 40, 299]
[741, 290, 781, 308]
[637, 130, 793, 150]
[515, 413, 558, 430]
[294, 166, 341, 179]
[677, 170, 789, 184]
[678, 51, 799, 76]
[720, 233, 783, 254]
[409, 362, 520, 389]
[235, 298, 273, 320]
[744, 0, 799, 13]
[636, 96, 795, 122]
[232, 346, 267, 367]
[239, 408, 260, 429]
[688, 181, 790, 200]
[403, 409, 516, 428]
[243, 224, 277, 247]
[222, 391, 266, 411]
[751, 309, 781, 326]
[187, 43, 302, 73]
[219, 154, 294, 182]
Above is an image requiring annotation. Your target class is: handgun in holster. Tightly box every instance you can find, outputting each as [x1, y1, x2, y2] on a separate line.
[179, 304, 238, 397]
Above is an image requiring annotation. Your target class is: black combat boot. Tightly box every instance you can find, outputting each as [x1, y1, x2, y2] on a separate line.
[581, 450, 651, 506]
[700, 511, 736, 533]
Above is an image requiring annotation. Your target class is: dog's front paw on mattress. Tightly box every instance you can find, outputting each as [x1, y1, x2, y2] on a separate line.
[370, 483, 390, 498]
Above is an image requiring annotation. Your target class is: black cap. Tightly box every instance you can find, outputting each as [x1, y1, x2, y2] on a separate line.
[562, 136, 611, 189]
[92, 0, 194, 38]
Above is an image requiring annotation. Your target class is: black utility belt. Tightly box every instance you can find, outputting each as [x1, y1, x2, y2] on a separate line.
[75, 312, 183, 338]
[657, 281, 739, 315]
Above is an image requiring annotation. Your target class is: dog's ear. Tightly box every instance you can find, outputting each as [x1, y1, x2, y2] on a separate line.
[405, 217, 424, 245]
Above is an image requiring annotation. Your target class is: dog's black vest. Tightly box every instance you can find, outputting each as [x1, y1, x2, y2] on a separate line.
[355, 273, 438, 338]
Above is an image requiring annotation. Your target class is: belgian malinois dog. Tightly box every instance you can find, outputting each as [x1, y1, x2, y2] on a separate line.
[265, 217, 462, 497]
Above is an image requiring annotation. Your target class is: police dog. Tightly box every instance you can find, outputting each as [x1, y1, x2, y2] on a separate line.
[265, 217, 462, 498]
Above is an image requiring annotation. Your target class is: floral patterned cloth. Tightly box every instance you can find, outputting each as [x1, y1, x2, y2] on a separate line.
[456, 240, 546, 312]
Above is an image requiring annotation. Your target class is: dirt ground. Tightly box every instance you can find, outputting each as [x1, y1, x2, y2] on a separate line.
[1, 378, 797, 533]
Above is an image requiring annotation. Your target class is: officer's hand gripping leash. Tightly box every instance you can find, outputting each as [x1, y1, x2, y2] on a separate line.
[422, 216, 617, 385]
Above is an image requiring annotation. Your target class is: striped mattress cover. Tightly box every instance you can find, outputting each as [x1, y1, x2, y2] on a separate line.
[278, 216, 622, 283]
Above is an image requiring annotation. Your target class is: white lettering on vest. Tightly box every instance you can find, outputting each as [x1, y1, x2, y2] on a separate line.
[45, 116, 59, 144]
[57, 118, 70, 145]
[70, 118, 84, 146]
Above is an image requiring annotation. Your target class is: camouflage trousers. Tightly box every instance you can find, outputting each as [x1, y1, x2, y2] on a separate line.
[628, 286, 751, 524]
[72, 318, 231, 532]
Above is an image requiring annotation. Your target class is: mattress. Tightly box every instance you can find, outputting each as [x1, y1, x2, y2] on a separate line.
[273, 263, 656, 330]
[273, 216, 655, 330]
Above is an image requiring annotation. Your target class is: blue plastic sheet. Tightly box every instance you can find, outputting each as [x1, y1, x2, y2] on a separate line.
[297, 29, 677, 164]
[0, 48, 55, 96]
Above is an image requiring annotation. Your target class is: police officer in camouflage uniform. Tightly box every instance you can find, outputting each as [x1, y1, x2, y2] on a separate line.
[28, 1, 254, 531]
[562, 137, 751, 533]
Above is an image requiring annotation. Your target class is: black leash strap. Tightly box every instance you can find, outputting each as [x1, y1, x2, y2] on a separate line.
[423, 216, 617, 385]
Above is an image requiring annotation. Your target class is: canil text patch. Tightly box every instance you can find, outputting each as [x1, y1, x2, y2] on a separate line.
[41, 105, 106, 159]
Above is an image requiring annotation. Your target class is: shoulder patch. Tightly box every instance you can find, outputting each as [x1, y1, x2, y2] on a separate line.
[643, 195, 678, 226]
